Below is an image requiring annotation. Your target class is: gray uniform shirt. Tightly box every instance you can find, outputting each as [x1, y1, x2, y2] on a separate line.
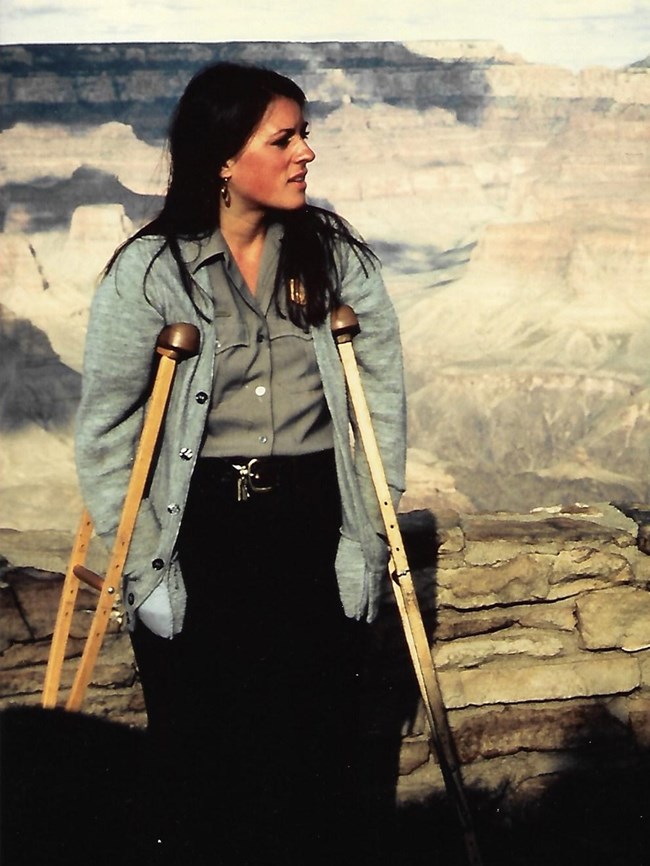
[75, 221, 406, 637]
[197, 225, 334, 458]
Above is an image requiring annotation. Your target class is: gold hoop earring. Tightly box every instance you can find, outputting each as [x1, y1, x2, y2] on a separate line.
[220, 177, 231, 208]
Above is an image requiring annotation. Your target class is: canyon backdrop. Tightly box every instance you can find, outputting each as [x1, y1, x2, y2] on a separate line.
[1, 40, 650, 533]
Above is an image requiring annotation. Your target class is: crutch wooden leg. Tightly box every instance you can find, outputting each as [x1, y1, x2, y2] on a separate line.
[332, 305, 483, 866]
[42, 322, 200, 712]
[41, 510, 94, 708]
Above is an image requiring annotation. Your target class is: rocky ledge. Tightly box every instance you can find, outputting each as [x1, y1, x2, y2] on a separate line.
[2, 502, 650, 863]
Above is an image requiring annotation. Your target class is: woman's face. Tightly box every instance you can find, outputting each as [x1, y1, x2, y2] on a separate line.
[221, 96, 315, 216]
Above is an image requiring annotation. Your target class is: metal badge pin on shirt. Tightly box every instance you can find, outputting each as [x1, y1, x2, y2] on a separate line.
[289, 278, 306, 305]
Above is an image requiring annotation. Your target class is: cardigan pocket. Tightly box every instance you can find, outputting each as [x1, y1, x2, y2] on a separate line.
[334, 532, 369, 620]
[137, 582, 174, 638]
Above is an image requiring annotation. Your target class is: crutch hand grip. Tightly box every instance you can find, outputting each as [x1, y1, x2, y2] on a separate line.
[72, 565, 105, 593]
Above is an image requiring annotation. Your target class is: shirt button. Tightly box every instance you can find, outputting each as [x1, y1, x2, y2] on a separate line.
[255, 386, 266, 397]
[195, 391, 208, 404]
[167, 503, 181, 515]
[259, 435, 268, 444]
[179, 447, 193, 460]
[127, 592, 135, 605]
[257, 333, 265, 343]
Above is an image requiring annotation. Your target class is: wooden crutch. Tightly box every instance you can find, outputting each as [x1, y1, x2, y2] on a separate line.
[42, 322, 200, 712]
[331, 305, 483, 866]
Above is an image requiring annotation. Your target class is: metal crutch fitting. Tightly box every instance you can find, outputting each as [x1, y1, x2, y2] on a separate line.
[42, 322, 200, 712]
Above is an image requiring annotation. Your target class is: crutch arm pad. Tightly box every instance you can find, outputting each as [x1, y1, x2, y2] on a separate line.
[157, 323, 200, 360]
[331, 305, 361, 343]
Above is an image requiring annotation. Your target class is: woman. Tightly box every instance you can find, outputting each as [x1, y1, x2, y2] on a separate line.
[76, 61, 406, 865]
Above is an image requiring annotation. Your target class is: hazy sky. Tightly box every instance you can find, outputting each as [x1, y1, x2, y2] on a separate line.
[1, 0, 649, 71]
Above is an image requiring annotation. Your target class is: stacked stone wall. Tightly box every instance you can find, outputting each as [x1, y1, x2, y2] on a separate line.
[1, 501, 649, 810]
[387, 503, 650, 807]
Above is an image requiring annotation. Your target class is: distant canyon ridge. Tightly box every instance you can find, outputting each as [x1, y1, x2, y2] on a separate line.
[1, 41, 650, 532]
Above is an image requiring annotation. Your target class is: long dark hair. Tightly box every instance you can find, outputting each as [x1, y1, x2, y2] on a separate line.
[107, 61, 376, 327]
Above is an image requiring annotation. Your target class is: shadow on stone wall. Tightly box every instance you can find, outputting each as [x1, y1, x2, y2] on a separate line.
[1, 706, 145, 866]
[2, 705, 649, 866]
[394, 729, 650, 866]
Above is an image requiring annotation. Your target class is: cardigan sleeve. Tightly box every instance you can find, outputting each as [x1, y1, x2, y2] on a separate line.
[328, 236, 407, 622]
[75, 242, 167, 563]
[337, 241, 407, 515]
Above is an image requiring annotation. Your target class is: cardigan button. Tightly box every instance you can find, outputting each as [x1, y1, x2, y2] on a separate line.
[179, 447, 193, 460]
[152, 558, 164, 570]
[195, 391, 208, 404]
[127, 592, 135, 605]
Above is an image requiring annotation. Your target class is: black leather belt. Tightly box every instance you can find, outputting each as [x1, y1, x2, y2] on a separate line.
[197, 450, 335, 501]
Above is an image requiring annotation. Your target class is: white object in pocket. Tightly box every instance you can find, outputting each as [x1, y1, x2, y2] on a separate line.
[137, 582, 174, 638]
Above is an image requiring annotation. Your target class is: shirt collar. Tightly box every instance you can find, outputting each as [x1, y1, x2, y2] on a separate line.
[183, 230, 228, 274]
[182, 222, 285, 275]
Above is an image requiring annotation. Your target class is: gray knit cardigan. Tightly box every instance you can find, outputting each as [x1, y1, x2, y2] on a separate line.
[75, 228, 406, 637]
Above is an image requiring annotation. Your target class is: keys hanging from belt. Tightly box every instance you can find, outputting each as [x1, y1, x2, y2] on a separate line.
[232, 459, 274, 501]
[233, 463, 251, 501]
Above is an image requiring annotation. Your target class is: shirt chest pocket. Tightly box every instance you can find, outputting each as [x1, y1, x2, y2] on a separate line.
[270, 326, 323, 394]
[214, 312, 249, 355]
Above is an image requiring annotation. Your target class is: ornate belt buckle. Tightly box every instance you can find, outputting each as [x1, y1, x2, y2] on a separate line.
[246, 458, 274, 494]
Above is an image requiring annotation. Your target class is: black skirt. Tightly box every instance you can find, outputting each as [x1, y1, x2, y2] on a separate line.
[130, 450, 367, 865]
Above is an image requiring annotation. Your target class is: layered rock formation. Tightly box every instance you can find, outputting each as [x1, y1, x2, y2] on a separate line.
[2, 41, 650, 528]
[2, 41, 650, 864]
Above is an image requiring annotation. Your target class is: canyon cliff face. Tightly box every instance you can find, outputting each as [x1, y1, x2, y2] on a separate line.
[1, 41, 650, 530]
[2, 44, 650, 862]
